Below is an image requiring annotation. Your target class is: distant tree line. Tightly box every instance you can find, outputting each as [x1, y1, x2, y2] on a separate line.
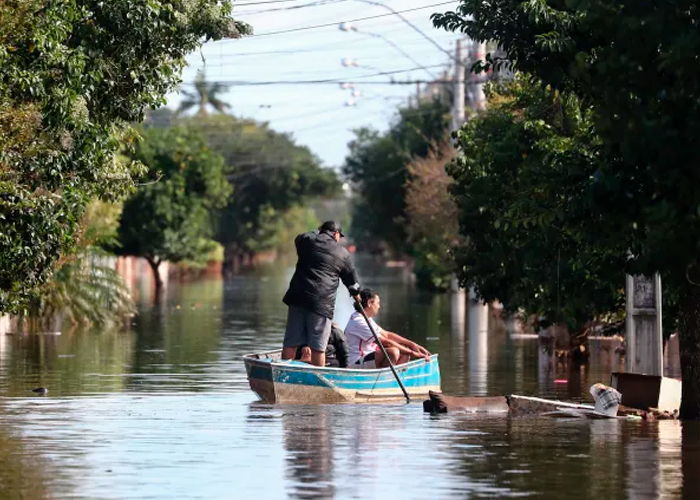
[343, 88, 455, 291]
[120, 76, 341, 286]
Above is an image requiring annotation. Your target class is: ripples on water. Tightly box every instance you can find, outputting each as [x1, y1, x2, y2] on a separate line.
[0, 259, 698, 499]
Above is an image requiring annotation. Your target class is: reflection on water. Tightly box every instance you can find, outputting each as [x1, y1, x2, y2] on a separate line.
[282, 406, 335, 499]
[0, 257, 697, 499]
[467, 294, 489, 395]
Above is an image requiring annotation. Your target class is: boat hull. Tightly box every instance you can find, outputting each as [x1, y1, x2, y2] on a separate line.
[244, 350, 441, 403]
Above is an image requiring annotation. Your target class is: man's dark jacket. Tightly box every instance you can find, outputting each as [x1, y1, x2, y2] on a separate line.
[283, 230, 360, 319]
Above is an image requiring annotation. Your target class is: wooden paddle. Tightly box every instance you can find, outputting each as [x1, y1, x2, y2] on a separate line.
[353, 296, 411, 403]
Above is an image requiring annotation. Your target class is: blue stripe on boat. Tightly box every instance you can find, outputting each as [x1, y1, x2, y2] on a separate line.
[260, 357, 439, 388]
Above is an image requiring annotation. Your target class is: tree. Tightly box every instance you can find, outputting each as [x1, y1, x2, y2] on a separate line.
[177, 71, 231, 117]
[405, 140, 459, 291]
[343, 96, 451, 256]
[114, 126, 232, 297]
[448, 76, 626, 339]
[433, 0, 700, 418]
[0, 0, 250, 315]
[25, 200, 135, 330]
[186, 115, 340, 272]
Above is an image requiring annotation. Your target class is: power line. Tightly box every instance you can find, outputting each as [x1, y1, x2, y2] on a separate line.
[181, 79, 452, 86]
[346, 29, 436, 79]
[221, 1, 456, 38]
[188, 41, 444, 59]
[235, 0, 336, 5]
[351, 0, 456, 62]
[236, 0, 346, 15]
[287, 99, 445, 133]
[179, 64, 449, 87]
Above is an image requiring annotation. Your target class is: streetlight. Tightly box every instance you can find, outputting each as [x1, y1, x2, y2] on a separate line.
[341, 57, 359, 67]
[341, 57, 381, 72]
[338, 22, 437, 79]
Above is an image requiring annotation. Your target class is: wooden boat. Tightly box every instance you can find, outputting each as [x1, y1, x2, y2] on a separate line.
[243, 349, 441, 403]
[424, 393, 620, 418]
[508, 394, 626, 418]
[506, 395, 597, 416]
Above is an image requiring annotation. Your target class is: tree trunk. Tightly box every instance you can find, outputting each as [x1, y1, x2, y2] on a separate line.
[678, 283, 700, 420]
[570, 324, 590, 365]
[222, 245, 241, 278]
[146, 257, 164, 304]
[682, 421, 700, 496]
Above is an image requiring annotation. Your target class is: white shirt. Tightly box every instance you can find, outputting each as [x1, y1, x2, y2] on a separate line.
[345, 311, 383, 365]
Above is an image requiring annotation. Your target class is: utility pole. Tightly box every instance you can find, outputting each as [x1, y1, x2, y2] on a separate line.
[472, 41, 487, 111]
[450, 38, 466, 290]
[451, 38, 466, 132]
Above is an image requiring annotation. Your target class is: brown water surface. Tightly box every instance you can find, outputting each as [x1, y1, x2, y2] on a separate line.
[0, 258, 697, 499]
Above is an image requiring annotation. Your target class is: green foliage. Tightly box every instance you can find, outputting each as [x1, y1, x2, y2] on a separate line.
[265, 204, 321, 254]
[114, 126, 232, 266]
[26, 250, 136, 329]
[81, 199, 124, 249]
[343, 96, 451, 254]
[184, 115, 340, 256]
[448, 76, 626, 329]
[434, 0, 700, 417]
[433, 0, 700, 292]
[25, 199, 134, 328]
[0, 0, 250, 314]
[405, 142, 458, 292]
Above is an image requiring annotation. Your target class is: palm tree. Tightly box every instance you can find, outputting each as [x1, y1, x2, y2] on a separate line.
[177, 70, 231, 117]
[24, 250, 136, 331]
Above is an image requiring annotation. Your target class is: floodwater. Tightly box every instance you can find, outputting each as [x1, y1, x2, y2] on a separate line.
[0, 257, 698, 499]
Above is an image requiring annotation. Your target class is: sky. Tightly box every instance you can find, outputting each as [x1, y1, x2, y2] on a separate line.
[164, 0, 462, 169]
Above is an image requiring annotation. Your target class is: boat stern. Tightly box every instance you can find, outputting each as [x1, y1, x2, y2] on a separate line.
[244, 355, 277, 403]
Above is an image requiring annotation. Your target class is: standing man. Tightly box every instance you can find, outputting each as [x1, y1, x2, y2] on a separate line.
[282, 221, 360, 366]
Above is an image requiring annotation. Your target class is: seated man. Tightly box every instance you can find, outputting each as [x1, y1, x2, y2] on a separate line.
[296, 321, 350, 368]
[345, 288, 431, 368]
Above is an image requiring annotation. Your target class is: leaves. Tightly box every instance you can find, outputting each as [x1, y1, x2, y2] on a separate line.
[0, 1, 249, 314]
[172, 114, 340, 256]
[447, 76, 626, 329]
[343, 96, 451, 255]
[114, 126, 232, 265]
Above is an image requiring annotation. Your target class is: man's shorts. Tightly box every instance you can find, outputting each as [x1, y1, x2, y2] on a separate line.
[283, 305, 332, 352]
[353, 351, 377, 369]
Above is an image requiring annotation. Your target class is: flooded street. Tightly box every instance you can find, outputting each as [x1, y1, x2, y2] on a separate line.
[0, 258, 698, 499]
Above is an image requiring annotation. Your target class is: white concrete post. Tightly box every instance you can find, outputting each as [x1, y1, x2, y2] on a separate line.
[625, 273, 663, 375]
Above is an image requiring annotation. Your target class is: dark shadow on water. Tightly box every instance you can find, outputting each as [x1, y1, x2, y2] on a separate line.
[437, 415, 691, 499]
[682, 422, 700, 500]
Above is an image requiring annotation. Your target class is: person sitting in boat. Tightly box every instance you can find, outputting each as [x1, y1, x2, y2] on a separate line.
[296, 321, 350, 368]
[345, 288, 431, 368]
